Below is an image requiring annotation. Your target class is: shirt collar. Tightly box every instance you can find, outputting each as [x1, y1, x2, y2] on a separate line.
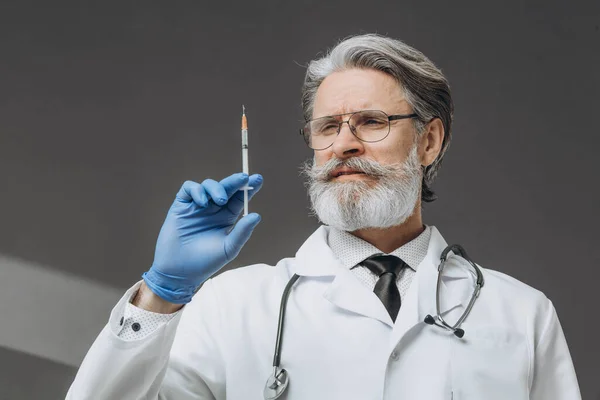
[327, 225, 432, 272]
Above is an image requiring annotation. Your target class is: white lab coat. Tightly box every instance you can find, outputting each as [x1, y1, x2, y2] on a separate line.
[67, 226, 581, 400]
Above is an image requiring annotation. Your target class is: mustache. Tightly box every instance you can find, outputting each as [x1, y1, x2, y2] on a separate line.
[300, 157, 403, 182]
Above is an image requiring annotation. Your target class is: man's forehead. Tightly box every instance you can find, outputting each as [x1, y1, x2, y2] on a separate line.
[313, 99, 408, 119]
[315, 101, 374, 117]
[311, 69, 407, 118]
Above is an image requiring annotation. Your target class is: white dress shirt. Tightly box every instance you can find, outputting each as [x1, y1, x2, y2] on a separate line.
[115, 285, 176, 340]
[327, 224, 431, 304]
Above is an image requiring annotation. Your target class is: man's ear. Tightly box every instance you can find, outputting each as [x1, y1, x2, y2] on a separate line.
[419, 118, 445, 167]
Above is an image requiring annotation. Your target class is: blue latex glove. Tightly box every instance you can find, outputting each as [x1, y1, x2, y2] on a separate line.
[142, 172, 263, 304]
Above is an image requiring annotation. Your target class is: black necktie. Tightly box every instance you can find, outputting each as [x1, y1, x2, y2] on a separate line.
[361, 254, 409, 323]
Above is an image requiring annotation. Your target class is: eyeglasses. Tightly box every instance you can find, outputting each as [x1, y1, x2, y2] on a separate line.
[300, 109, 419, 150]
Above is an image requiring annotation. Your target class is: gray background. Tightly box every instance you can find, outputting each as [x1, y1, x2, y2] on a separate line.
[0, 0, 598, 398]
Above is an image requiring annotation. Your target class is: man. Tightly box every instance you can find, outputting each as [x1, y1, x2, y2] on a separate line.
[67, 34, 581, 399]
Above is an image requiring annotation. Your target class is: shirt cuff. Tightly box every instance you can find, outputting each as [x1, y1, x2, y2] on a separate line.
[113, 281, 180, 341]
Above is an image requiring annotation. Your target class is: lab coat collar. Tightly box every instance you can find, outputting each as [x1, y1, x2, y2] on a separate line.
[394, 226, 472, 340]
[294, 225, 345, 277]
[292, 225, 471, 329]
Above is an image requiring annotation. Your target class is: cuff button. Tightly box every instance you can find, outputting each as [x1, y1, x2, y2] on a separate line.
[119, 317, 124, 326]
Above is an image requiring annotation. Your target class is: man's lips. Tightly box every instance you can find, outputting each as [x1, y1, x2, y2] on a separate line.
[329, 168, 367, 178]
[334, 172, 365, 176]
[329, 167, 364, 178]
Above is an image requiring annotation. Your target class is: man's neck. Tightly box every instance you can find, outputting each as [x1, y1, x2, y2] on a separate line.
[349, 210, 425, 254]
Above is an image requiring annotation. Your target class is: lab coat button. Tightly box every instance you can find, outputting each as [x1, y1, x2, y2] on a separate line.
[131, 322, 141, 332]
[390, 351, 399, 361]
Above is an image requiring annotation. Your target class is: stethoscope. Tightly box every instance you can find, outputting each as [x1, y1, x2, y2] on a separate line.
[263, 244, 485, 400]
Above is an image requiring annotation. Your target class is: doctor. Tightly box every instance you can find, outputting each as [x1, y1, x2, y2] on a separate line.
[67, 34, 581, 399]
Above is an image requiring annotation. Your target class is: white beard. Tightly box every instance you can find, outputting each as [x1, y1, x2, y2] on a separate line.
[301, 145, 422, 232]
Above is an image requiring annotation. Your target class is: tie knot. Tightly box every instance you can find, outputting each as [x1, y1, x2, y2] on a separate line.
[361, 254, 408, 278]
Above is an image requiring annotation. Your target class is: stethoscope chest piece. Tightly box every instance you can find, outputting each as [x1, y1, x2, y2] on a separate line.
[263, 367, 289, 400]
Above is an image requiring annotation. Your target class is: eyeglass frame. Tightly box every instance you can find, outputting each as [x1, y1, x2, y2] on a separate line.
[299, 109, 420, 150]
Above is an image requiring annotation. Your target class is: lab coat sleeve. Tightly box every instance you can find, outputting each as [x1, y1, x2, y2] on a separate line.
[66, 279, 225, 400]
[529, 298, 582, 400]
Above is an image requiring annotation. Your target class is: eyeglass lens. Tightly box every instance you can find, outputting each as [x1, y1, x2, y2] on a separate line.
[303, 110, 390, 150]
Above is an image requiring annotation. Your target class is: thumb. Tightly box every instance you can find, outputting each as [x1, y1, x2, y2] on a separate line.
[224, 213, 262, 260]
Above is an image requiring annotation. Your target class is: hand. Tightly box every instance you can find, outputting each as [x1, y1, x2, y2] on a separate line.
[142, 172, 263, 304]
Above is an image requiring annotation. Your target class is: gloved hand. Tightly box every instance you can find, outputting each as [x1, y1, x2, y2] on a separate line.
[142, 172, 263, 304]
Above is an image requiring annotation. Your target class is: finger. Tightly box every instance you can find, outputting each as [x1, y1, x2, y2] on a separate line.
[232, 174, 263, 202]
[223, 213, 261, 260]
[202, 178, 228, 206]
[175, 180, 209, 207]
[220, 172, 250, 199]
[228, 174, 263, 215]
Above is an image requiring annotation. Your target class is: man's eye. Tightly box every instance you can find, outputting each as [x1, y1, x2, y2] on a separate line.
[314, 123, 338, 133]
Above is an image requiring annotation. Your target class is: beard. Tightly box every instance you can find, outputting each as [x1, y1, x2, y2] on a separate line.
[300, 145, 422, 232]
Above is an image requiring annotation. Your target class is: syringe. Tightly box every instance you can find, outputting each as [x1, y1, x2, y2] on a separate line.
[241, 105, 252, 216]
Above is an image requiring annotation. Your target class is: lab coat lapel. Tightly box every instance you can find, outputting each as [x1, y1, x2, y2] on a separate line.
[323, 270, 394, 326]
[390, 226, 471, 348]
[418, 227, 471, 319]
[294, 226, 395, 326]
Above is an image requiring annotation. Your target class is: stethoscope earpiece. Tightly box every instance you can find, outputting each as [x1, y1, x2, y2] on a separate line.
[424, 313, 467, 338]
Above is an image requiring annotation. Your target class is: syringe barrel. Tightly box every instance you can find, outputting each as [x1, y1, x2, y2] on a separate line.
[241, 129, 249, 174]
[241, 129, 248, 148]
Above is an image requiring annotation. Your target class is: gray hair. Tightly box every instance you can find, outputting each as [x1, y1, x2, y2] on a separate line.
[301, 33, 454, 202]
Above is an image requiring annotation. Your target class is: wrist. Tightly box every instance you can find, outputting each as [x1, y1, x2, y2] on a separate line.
[132, 281, 184, 314]
[141, 269, 199, 305]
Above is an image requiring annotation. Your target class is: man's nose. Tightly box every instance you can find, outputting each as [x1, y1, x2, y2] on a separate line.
[331, 121, 365, 158]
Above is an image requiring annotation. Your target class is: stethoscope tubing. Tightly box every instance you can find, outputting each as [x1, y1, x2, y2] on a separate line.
[264, 274, 299, 399]
[273, 273, 300, 367]
[434, 244, 484, 332]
